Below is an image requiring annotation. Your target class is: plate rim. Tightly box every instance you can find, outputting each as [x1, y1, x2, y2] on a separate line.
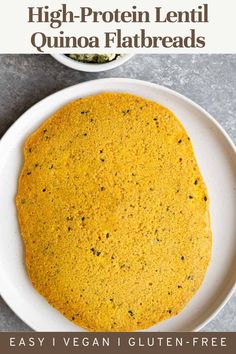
[0, 77, 236, 332]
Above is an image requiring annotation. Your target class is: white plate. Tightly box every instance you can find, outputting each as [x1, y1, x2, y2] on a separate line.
[0, 78, 236, 332]
[51, 54, 134, 72]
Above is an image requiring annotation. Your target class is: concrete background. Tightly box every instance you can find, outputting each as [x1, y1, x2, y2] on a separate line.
[0, 54, 235, 331]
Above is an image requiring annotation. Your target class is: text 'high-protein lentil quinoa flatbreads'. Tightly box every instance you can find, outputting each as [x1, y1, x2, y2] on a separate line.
[16, 92, 212, 331]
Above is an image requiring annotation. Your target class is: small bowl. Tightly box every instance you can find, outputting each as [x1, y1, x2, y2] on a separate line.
[51, 54, 134, 72]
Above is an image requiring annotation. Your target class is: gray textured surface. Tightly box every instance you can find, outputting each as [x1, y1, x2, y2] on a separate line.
[0, 54, 235, 332]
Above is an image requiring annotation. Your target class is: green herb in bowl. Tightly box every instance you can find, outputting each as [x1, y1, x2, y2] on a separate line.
[68, 54, 121, 64]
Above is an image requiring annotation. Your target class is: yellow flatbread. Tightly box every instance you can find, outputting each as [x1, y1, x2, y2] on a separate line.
[16, 93, 212, 331]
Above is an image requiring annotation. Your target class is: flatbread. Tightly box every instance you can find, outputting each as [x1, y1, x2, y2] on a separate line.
[16, 92, 212, 331]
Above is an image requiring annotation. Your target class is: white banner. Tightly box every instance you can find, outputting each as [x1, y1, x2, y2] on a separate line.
[0, 0, 235, 53]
